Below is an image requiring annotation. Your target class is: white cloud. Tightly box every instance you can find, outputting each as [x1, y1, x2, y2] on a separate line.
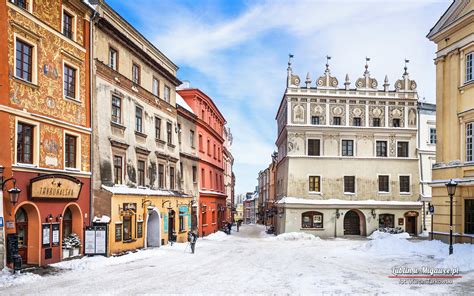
[113, 0, 450, 193]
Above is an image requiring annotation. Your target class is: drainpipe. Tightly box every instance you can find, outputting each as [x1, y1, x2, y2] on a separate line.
[89, 8, 99, 225]
[417, 103, 426, 231]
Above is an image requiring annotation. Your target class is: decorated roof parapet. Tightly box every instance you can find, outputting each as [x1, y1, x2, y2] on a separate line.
[355, 57, 378, 90]
[395, 59, 417, 92]
[316, 56, 338, 89]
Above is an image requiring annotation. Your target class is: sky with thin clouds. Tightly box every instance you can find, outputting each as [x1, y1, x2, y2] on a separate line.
[107, 0, 450, 195]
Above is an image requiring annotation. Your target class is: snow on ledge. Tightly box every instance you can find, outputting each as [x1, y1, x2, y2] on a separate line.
[199, 190, 227, 196]
[101, 184, 190, 197]
[93, 215, 111, 224]
[277, 197, 422, 207]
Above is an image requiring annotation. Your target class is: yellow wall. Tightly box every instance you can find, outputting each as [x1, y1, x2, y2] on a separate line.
[429, 2, 474, 242]
[108, 195, 192, 255]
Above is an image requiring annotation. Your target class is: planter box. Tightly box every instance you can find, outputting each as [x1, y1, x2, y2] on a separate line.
[72, 247, 80, 257]
[62, 248, 71, 259]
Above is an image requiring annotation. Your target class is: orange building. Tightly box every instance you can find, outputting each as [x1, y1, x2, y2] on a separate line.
[178, 88, 227, 236]
[0, 0, 93, 267]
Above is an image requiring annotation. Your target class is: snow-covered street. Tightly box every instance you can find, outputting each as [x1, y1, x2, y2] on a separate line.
[0, 225, 473, 295]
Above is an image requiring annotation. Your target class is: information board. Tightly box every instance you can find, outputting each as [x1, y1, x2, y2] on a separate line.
[84, 228, 96, 255]
[52, 223, 60, 246]
[95, 227, 106, 254]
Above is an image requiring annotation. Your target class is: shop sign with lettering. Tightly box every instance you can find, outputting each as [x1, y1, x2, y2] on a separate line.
[30, 174, 83, 200]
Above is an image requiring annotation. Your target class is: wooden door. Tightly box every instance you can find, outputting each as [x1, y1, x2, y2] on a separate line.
[344, 210, 360, 235]
[406, 217, 416, 235]
[15, 208, 28, 263]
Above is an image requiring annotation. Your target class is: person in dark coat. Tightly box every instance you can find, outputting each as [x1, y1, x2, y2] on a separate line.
[187, 230, 198, 254]
[226, 221, 232, 234]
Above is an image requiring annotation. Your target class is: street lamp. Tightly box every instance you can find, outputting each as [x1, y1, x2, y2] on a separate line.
[0, 167, 21, 215]
[445, 179, 457, 255]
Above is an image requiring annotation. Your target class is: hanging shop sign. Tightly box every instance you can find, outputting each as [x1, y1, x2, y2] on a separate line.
[30, 174, 83, 200]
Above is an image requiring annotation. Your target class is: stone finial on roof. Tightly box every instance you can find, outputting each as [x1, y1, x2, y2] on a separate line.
[344, 73, 350, 90]
[305, 72, 312, 88]
[355, 57, 378, 90]
[316, 55, 338, 88]
[383, 75, 390, 92]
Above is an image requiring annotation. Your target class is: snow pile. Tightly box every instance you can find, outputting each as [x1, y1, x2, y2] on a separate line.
[0, 268, 42, 288]
[437, 243, 474, 272]
[270, 232, 320, 241]
[92, 215, 111, 223]
[362, 235, 446, 257]
[368, 230, 410, 240]
[203, 231, 230, 241]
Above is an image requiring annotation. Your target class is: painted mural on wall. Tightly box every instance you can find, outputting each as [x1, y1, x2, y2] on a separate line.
[40, 124, 63, 169]
[8, 7, 87, 127]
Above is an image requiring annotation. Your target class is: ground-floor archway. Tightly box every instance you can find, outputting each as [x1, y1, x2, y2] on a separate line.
[14, 202, 41, 265]
[343, 209, 366, 236]
[61, 203, 84, 259]
[146, 208, 161, 248]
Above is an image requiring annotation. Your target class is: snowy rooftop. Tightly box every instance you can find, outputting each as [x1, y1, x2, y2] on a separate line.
[199, 190, 226, 196]
[277, 197, 421, 207]
[176, 93, 194, 114]
[102, 185, 190, 197]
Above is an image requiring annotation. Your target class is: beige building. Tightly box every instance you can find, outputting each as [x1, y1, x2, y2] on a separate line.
[274, 57, 422, 238]
[91, 1, 191, 255]
[223, 127, 235, 222]
[427, 0, 474, 243]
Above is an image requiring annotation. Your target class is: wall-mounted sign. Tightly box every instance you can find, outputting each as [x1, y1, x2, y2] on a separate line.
[85, 226, 107, 256]
[30, 174, 83, 200]
[52, 223, 60, 246]
[42, 224, 51, 247]
[179, 206, 188, 213]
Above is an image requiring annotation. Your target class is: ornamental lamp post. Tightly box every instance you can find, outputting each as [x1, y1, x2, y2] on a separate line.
[445, 179, 457, 255]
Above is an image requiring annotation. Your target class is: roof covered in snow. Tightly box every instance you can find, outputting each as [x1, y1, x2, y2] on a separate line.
[102, 185, 191, 197]
[176, 93, 194, 114]
[277, 197, 422, 207]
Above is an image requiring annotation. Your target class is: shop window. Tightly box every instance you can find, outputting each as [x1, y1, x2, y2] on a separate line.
[62, 208, 73, 239]
[111, 96, 121, 124]
[397, 141, 409, 157]
[465, 200, 474, 234]
[378, 175, 389, 192]
[309, 176, 320, 192]
[399, 176, 410, 193]
[115, 224, 122, 241]
[17, 122, 34, 164]
[301, 211, 323, 228]
[113, 155, 123, 184]
[179, 215, 185, 232]
[308, 139, 320, 156]
[65, 134, 77, 169]
[123, 216, 132, 241]
[379, 214, 395, 228]
[376, 141, 387, 157]
[344, 176, 355, 193]
[212, 210, 216, 224]
[137, 221, 143, 238]
[342, 140, 353, 156]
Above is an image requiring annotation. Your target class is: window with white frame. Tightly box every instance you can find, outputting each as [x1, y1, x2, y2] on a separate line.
[152, 77, 159, 96]
[63, 63, 77, 99]
[109, 47, 118, 70]
[399, 175, 410, 193]
[467, 122, 473, 162]
[164, 86, 170, 103]
[65, 134, 78, 169]
[62, 10, 75, 40]
[15, 38, 34, 83]
[467, 52, 473, 83]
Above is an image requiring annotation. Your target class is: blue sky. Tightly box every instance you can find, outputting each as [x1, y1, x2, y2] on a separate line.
[107, 0, 450, 195]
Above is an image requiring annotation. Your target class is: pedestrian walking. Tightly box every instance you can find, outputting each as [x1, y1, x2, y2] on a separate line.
[187, 230, 198, 254]
[227, 221, 232, 234]
[237, 220, 242, 232]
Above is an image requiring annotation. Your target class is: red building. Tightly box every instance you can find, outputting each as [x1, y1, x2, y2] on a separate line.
[178, 88, 227, 236]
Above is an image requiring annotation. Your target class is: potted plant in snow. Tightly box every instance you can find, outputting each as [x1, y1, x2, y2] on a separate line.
[62, 233, 81, 258]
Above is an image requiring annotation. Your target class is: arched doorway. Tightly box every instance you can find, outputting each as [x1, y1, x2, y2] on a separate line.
[344, 209, 366, 236]
[146, 208, 161, 248]
[168, 210, 176, 242]
[61, 203, 84, 258]
[15, 207, 28, 263]
[62, 208, 73, 239]
[14, 203, 40, 265]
